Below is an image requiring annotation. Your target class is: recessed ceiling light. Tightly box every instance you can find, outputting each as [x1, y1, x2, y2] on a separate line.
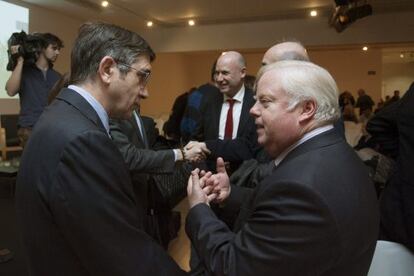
[101, 1, 109, 7]
[362, 46, 368, 51]
[188, 20, 195, 26]
[310, 10, 318, 17]
[400, 53, 404, 58]
[147, 21, 153, 27]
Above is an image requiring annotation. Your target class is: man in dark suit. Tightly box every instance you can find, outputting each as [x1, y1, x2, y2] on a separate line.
[186, 51, 259, 171]
[186, 60, 379, 276]
[367, 82, 414, 252]
[110, 108, 202, 248]
[15, 22, 186, 275]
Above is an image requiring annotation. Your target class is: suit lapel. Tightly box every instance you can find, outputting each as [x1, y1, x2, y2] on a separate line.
[56, 88, 107, 136]
[237, 88, 255, 137]
[210, 91, 223, 138]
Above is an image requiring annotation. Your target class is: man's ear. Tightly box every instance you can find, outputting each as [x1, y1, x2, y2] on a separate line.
[240, 67, 247, 79]
[298, 99, 316, 123]
[98, 56, 116, 85]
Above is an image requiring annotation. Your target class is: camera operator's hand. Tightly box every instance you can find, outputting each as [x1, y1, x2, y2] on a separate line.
[10, 45, 24, 62]
[10, 45, 20, 54]
[5, 45, 24, 97]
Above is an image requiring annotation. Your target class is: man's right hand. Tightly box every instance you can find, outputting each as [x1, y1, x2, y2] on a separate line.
[10, 45, 24, 63]
[184, 141, 211, 162]
[10, 45, 21, 54]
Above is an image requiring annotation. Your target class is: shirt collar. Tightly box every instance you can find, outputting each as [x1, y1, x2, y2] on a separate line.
[274, 124, 334, 167]
[68, 84, 110, 136]
[224, 84, 245, 103]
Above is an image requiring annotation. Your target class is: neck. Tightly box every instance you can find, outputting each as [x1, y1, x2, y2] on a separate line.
[76, 81, 110, 114]
[226, 83, 243, 98]
[36, 55, 49, 71]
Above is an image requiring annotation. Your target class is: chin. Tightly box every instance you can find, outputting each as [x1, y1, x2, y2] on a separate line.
[257, 136, 266, 146]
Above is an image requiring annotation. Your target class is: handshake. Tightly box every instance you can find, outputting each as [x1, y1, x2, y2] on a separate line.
[181, 141, 211, 162]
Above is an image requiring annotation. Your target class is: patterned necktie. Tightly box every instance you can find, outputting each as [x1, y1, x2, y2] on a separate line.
[224, 99, 236, 139]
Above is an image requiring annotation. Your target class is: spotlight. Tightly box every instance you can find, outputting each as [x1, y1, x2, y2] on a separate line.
[310, 10, 318, 17]
[101, 1, 109, 8]
[147, 21, 153, 27]
[329, 0, 373, 33]
[188, 20, 195, 26]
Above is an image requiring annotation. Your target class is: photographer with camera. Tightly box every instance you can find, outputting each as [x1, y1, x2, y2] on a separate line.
[5, 32, 63, 147]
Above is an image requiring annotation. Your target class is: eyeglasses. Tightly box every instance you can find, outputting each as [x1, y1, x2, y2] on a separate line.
[117, 62, 151, 87]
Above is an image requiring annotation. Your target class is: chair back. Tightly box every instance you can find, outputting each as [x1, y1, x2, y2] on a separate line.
[368, 240, 414, 276]
[0, 114, 20, 146]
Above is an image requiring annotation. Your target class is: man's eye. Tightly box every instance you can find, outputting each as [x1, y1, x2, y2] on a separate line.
[260, 99, 271, 107]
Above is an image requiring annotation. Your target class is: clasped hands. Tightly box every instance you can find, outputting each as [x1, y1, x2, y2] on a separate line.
[183, 141, 211, 162]
[187, 157, 231, 209]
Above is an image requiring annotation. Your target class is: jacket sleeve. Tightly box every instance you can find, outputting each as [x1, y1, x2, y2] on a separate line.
[205, 135, 260, 162]
[366, 101, 400, 158]
[186, 180, 340, 276]
[51, 130, 186, 275]
[110, 119, 175, 174]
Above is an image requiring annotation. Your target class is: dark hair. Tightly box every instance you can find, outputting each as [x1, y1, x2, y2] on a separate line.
[41, 33, 64, 49]
[210, 59, 217, 82]
[70, 22, 156, 84]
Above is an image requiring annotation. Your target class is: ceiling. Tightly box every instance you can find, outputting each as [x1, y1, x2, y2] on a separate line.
[19, 0, 414, 29]
[17, 0, 414, 62]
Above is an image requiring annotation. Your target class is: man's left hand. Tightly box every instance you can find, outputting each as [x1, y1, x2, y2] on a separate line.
[187, 168, 217, 209]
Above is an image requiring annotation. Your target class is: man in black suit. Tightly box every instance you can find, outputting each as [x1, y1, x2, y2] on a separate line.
[186, 51, 259, 171]
[186, 60, 379, 275]
[367, 82, 414, 252]
[110, 106, 203, 248]
[15, 22, 186, 275]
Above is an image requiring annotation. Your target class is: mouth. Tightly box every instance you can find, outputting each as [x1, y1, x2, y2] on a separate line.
[255, 123, 264, 132]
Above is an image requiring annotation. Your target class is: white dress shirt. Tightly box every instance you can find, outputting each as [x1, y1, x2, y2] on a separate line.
[218, 85, 245, 140]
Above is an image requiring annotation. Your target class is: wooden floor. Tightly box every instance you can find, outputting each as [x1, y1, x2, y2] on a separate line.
[168, 198, 191, 271]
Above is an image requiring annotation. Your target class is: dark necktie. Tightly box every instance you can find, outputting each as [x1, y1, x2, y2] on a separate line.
[224, 99, 236, 139]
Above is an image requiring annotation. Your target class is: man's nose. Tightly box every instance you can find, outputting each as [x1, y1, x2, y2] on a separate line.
[250, 102, 259, 117]
[139, 87, 149, 99]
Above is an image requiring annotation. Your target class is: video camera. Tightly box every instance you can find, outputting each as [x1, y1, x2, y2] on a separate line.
[6, 31, 46, 71]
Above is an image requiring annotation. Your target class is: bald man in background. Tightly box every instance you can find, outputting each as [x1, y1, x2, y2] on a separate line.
[262, 41, 309, 65]
[186, 51, 258, 173]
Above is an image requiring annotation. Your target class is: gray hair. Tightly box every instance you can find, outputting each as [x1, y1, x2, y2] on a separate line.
[257, 60, 340, 125]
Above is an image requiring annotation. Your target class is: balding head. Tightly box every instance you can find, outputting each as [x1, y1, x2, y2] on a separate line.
[218, 51, 246, 67]
[262, 42, 309, 66]
[215, 51, 246, 97]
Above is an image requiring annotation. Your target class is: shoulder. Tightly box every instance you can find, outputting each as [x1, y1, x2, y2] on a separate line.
[49, 68, 62, 80]
[244, 88, 255, 103]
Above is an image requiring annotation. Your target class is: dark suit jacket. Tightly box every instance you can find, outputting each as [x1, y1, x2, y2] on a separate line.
[109, 112, 176, 238]
[186, 129, 379, 276]
[15, 88, 186, 276]
[110, 111, 175, 174]
[372, 83, 414, 252]
[192, 87, 259, 166]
